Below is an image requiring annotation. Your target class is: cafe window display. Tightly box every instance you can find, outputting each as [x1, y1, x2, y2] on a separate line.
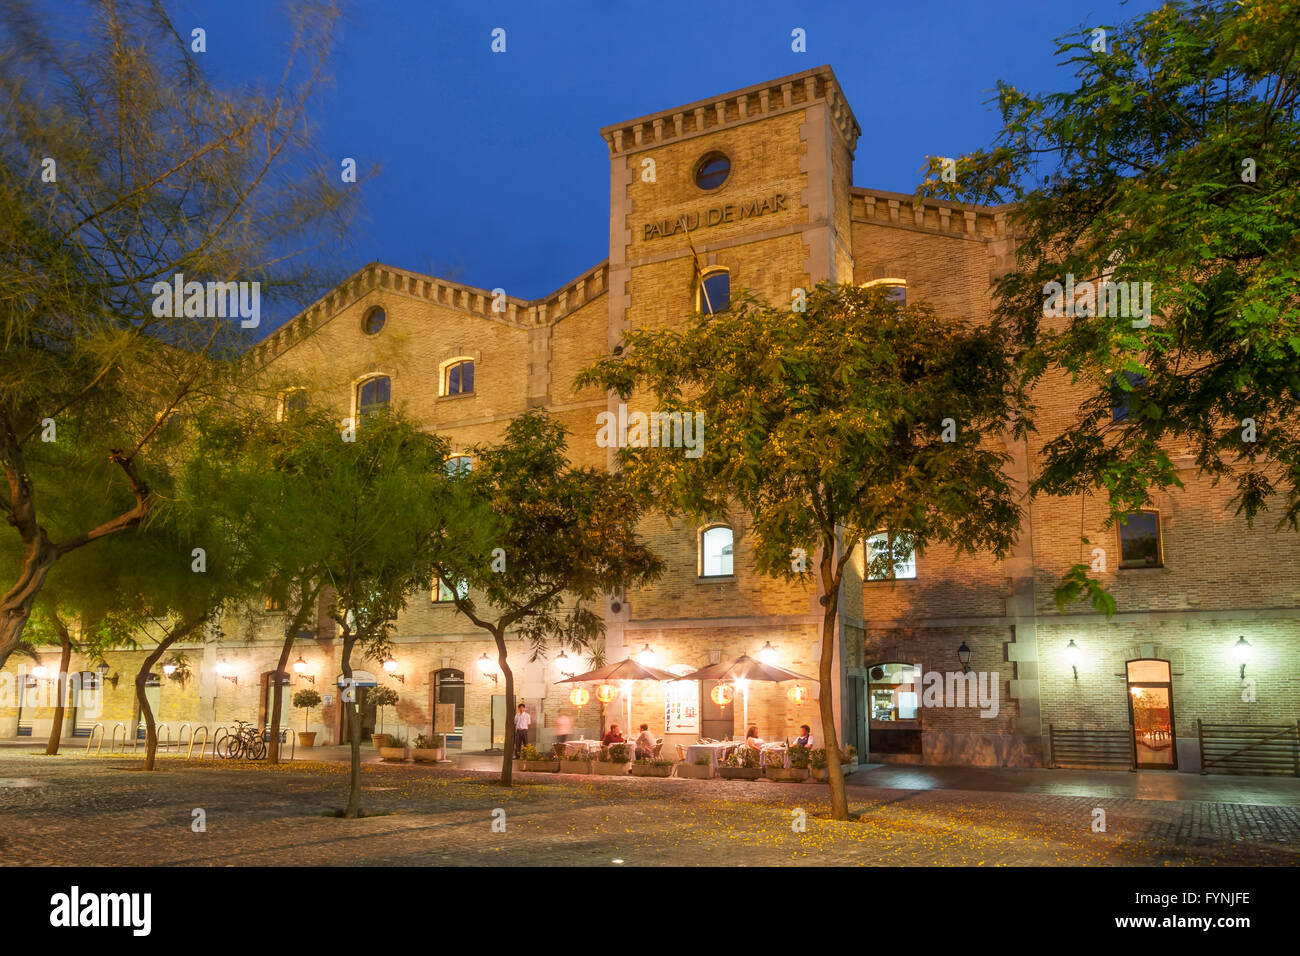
[867, 662, 922, 756]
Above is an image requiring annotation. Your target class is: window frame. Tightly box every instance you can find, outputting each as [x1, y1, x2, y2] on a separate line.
[861, 277, 907, 305]
[698, 524, 735, 579]
[864, 531, 917, 582]
[1116, 509, 1164, 570]
[354, 374, 392, 420]
[361, 306, 386, 336]
[441, 358, 475, 397]
[278, 388, 308, 422]
[697, 267, 730, 315]
[692, 151, 731, 192]
[433, 577, 469, 604]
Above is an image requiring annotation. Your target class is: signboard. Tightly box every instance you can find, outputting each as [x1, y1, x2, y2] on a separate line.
[433, 703, 457, 735]
[664, 679, 700, 735]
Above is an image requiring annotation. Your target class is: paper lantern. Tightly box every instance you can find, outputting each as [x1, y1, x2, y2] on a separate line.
[710, 684, 734, 707]
[569, 687, 590, 708]
[787, 684, 809, 705]
[595, 683, 618, 704]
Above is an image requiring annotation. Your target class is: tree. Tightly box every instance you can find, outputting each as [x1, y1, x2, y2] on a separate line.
[918, 0, 1300, 609]
[369, 684, 399, 734]
[293, 688, 322, 733]
[433, 411, 663, 787]
[0, 0, 357, 668]
[578, 283, 1022, 820]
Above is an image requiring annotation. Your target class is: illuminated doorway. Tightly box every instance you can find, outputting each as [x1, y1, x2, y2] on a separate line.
[1126, 659, 1176, 769]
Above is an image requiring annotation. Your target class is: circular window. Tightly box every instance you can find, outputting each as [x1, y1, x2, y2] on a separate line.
[693, 151, 731, 191]
[362, 307, 386, 335]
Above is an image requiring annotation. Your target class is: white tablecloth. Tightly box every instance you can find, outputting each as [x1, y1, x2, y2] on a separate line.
[562, 739, 603, 756]
[684, 741, 739, 768]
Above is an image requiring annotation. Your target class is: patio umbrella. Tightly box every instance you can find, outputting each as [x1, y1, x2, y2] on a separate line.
[679, 654, 812, 732]
[556, 657, 681, 736]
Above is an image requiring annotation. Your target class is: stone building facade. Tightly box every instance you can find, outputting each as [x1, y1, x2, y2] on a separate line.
[4, 65, 1297, 771]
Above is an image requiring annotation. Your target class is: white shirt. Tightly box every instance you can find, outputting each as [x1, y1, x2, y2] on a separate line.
[514, 710, 531, 730]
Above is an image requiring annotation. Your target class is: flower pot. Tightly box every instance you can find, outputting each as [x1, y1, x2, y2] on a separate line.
[524, 759, 560, 773]
[559, 758, 592, 774]
[630, 764, 673, 778]
[412, 747, 445, 763]
[297, 732, 316, 747]
[676, 762, 712, 779]
[766, 767, 810, 782]
[379, 746, 407, 762]
[717, 766, 761, 780]
[593, 761, 632, 775]
[371, 733, 391, 750]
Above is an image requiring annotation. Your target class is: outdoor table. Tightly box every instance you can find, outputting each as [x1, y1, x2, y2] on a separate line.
[759, 742, 788, 768]
[562, 739, 605, 756]
[684, 741, 739, 769]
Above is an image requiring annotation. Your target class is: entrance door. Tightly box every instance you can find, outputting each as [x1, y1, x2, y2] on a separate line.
[1126, 659, 1176, 769]
[340, 687, 378, 743]
[491, 694, 506, 750]
[845, 675, 866, 757]
[431, 669, 465, 748]
[700, 680, 735, 740]
[70, 672, 100, 738]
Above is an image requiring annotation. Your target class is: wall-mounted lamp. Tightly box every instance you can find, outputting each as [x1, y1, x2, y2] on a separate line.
[96, 663, 119, 689]
[29, 664, 53, 685]
[1233, 636, 1253, 679]
[215, 659, 238, 685]
[555, 650, 576, 680]
[1064, 640, 1081, 680]
[161, 662, 176, 678]
[293, 656, 316, 684]
[635, 644, 657, 666]
[956, 642, 972, 674]
[477, 653, 498, 685]
[757, 642, 778, 665]
[382, 656, 405, 684]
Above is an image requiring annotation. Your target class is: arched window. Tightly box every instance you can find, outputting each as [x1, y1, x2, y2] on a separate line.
[861, 277, 907, 305]
[356, 375, 390, 419]
[279, 389, 307, 421]
[700, 525, 734, 577]
[362, 306, 386, 335]
[698, 268, 730, 314]
[445, 455, 472, 477]
[444, 359, 474, 396]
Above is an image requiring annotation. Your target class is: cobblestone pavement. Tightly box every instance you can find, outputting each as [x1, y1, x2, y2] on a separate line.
[0, 751, 1296, 866]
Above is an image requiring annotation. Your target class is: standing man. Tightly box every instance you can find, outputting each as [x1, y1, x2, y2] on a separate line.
[554, 711, 573, 744]
[513, 702, 531, 758]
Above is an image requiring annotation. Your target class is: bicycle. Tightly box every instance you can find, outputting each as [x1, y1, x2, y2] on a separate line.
[217, 720, 267, 760]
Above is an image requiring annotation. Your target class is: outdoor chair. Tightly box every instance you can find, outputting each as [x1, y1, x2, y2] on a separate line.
[653, 741, 663, 759]
[676, 744, 687, 762]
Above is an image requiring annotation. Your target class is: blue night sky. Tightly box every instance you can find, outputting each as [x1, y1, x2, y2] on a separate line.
[173, 0, 1159, 334]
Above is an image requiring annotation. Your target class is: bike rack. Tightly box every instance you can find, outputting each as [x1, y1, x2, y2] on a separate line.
[155, 722, 171, 754]
[212, 725, 230, 759]
[177, 723, 191, 753]
[187, 725, 210, 759]
[109, 722, 126, 754]
[267, 726, 296, 762]
[86, 723, 104, 756]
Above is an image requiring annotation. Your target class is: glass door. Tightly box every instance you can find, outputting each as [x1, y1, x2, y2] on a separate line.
[1126, 659, 1176, 769]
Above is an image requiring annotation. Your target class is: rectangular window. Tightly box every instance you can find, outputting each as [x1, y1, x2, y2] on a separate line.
[1118, 511, 1162, 568]
[1111, 371, 1146, 422]
[434, 578, 469, 603]
[700, 526, 734, 577]
[864, 532, 916, 581]
[869, 663, 919, 721]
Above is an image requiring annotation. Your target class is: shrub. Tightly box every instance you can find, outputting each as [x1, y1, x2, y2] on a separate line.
[519, 744, 542, 762]
[652, 758, 674, 768]
[693, 754, 712, 766]
[414, 733, 436, 750]
[608, 743, 630, 763]
[552, 742, 567, 758]
[724, 747, 759, 769]
[788, 744, 811, 769]
[292, 689, 321, 710]
[384, 734, 407, 749]
[809, 747, 828, 770]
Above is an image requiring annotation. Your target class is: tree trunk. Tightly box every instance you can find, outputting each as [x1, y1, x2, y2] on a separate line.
[817, 546, 849, 821]
[495, 628, 515, 787]
[341, 634, 363, 818]
[0, 538, 58, 671]
[138, 616, 205, 771]
[45, 619, 73, 755]
[268, 633, 294, 764]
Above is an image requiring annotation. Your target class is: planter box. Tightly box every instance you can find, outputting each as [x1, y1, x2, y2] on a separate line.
[297, 732, 316, 747]
[592, 761, 632, 775]
[371, 734, 391, 750]
[717, 767, 761, 780]
[559, 759, 592, 774]
[766, 767, 810, 782]
[676, 762, 713, 779]
[810, 767, 830, 782]
[524, 759, 560, 773]
[379, 747, 408, 762]
[630, 764, 673, 778]
[412, 747, 445, 763]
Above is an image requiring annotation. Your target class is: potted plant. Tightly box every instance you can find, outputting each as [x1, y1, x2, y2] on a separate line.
[717, 747, 761, 780]
[593, 742, 632, 775]
[767, 744, 810, 782]
[842, 744, 859, 770]
[520, 743, 560, 773]
[412, 733, 445, 763]
[378, 732, 408, 762]
[369, 685, 400, 748]
[809, 747, 829, 782]
[676, 752, 714, 779]
[630, 757, 674, 778]
[292, 688, 321, 747]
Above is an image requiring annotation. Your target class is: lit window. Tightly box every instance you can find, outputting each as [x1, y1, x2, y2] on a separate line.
[265, 577, 285, 612]
[445, 456, 472, 476]
[1111, 371, 1146, 421]
[865, 532, 916, 581]
[698, 268, 730, 314]
[357, 376, 390, 419]
[1118, 511, 1162, 568]
[693, 151, 730, 191]
[362, 307, 386, 335]
[434, 578, 469, 603]
[700, 525, 734, 577]
[868, 663, 920, 721]
[445, 360, 474, 396]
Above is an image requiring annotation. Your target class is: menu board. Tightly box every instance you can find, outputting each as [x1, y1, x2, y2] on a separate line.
[664, 680, 700, 734]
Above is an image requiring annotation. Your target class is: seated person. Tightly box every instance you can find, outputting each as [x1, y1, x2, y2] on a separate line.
[744, 726, 764, 750]
[793, 724, 814, 749]
[602, 724, 625, 746]
[634, 723, 656, 759]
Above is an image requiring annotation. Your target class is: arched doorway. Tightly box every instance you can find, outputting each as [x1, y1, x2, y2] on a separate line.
[260, 670, 292, 738]
[430, 668, 464, 749]
[1126, 659, 1176, 769]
